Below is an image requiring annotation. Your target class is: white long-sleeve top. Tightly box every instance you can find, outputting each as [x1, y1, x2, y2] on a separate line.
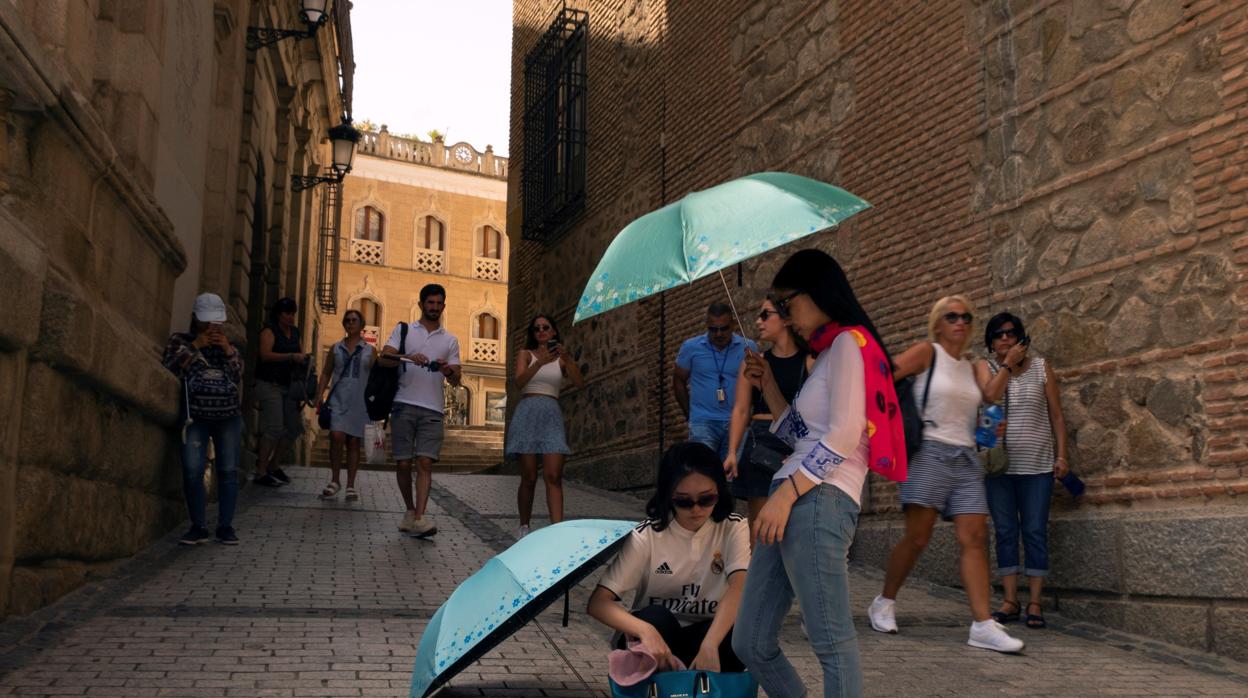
[769, 332, 870, 506]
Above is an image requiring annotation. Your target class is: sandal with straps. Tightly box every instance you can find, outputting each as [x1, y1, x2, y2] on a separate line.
[344, 487, 359, 501]
[319, 482, 341, 499]
[991, 599, 1021, 624]
[1025, 602, 1047, 629]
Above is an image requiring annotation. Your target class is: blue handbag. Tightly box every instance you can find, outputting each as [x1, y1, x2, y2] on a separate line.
[610, 670, 758, 698]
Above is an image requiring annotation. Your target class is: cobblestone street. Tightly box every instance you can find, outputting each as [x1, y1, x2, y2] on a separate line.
[1, 470, 1246, 697]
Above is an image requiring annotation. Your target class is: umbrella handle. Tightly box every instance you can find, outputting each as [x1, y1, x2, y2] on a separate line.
[562, 589, 570, 628]
[717, 270, 745, 336]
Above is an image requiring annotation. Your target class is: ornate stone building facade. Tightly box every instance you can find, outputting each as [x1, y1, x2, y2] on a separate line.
[0, 0, 352, 616]
[508, 0, 1248, 658]
[329, 128, 510, 427]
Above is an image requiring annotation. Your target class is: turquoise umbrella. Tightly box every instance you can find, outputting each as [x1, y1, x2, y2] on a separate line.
[410, 518, 637, 698]
[574, 172, 870, 323]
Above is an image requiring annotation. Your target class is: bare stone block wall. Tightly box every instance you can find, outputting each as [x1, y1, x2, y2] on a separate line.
[509, 0, 1248, 658]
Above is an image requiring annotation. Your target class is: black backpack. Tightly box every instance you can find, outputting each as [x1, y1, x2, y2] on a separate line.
[895, 344, 936, 458]
[364, 322, 407, 422]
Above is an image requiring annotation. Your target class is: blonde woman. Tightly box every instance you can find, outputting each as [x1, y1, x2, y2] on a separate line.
[867, 296, 1025, 653]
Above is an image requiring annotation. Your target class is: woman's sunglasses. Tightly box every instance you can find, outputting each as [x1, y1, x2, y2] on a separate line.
[943, 312, 974, 325]
[671, 493, 718, 509]
[533, 324, 553, 332]
[990, 328, 1020, 341]
[770, 291, 802, 319]
[758, 309, 780, 321]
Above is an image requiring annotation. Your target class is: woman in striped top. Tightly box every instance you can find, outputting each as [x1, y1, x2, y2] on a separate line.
[975, 312, 1070, 629]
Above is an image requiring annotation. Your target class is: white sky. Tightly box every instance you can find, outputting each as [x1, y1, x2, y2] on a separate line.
[350, 0, 513, 155]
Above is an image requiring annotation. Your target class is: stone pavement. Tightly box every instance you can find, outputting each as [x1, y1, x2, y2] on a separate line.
[1, 470, 1247, 697]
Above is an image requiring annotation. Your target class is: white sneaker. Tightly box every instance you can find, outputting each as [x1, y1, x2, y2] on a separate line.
[868, 595, 898, 634]
[517, 524, 531, 539]
[409, 517, 438, 538]
[398, 511, 417, 532]
[968, 620, 1025, 653]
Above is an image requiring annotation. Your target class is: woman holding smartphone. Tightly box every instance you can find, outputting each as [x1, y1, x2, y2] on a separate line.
[507, 314, 586, 537]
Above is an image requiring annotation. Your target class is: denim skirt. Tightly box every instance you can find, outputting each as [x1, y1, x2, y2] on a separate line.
[505, 396, 570, 455]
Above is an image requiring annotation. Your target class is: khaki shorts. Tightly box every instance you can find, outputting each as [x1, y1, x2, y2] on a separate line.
[390, 403, 445, 462]
[255, 380, 304, 443]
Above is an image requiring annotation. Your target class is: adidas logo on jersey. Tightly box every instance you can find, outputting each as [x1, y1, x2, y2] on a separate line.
[654, 562, 673, 575]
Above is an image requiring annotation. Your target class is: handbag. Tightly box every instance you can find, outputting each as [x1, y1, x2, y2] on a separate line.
[744, 421, 792, 473]
[896, 344, 937, 458]
[979, 363, 1010, 477]
[610, 670, 758, 698]
[291, 359, 319, 405]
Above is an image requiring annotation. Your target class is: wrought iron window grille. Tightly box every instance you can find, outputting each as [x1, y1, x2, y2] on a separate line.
[521, 5, 588, 243]
[315, 181, 341, 313]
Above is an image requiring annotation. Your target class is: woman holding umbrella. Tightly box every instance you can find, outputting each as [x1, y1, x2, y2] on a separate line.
[588, 441, 750, 674]
[733, 250, 908, 698]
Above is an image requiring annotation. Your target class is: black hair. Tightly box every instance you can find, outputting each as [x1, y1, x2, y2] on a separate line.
[707, 302, 732, 318]
[984, 312, 1026, 351]
[420, 283, 447, 303]
[644, 441, 734, 532]
[269, 297, 297, 326]
[342, 308, 364, 328]
[524, 313, 563, 350]
[771, 249, 893, 367]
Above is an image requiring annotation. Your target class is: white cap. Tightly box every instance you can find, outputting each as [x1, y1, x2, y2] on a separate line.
[192, 293, 228, 323]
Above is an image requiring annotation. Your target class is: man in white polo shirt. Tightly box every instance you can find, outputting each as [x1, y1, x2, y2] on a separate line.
[379, 283, 462, 537]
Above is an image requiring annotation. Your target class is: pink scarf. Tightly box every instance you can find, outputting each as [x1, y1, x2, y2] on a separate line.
[807, 322, 908, 482]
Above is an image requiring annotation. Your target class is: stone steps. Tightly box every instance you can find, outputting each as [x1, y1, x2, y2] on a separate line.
[309, 423, 504, 473]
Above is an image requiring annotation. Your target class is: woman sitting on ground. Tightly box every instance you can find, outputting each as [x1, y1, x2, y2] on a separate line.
[588, 442, 750, 673]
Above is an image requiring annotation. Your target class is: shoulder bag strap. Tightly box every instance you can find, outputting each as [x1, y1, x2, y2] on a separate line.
[921, 343, 937, 412]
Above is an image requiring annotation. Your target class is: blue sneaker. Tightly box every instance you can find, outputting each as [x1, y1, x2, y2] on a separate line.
[178, 526, 211, 546]
[215, 527, 240, 545]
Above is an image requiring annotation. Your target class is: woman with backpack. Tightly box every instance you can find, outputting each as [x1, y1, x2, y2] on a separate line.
[867, 296, 1025, 653]
[314, 309, 377, 502]
[162, 293, 244, 546]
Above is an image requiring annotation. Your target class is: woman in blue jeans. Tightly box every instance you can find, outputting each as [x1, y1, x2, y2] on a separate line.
[734, 250, 905, 697]
[162, 293, 244, 546]
[974, 312, 1070, 629]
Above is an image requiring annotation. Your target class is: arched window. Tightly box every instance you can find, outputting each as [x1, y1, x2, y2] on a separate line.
[357, 298, 382, 327]
[474, 313, 500, 340]
[418, 216, 445, 251]
[479, 225, 502, 259]
[354, 206, 384, 241]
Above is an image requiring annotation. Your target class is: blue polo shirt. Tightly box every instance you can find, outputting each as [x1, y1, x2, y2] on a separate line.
[676, 334, 756, 422]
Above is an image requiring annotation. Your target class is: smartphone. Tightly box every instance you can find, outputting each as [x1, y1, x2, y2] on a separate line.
[546, 339, 559, 352]
[1020, 334, 1031, 347]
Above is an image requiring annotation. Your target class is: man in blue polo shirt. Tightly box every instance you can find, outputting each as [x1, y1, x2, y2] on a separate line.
[673, 303, 757, 462]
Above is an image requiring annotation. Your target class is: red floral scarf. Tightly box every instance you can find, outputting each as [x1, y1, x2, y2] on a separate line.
[808, 322, 908, 482]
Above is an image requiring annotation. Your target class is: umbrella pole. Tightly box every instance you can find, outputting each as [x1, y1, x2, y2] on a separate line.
[718, 269, 746, 335]
[533, 618, 598, 696]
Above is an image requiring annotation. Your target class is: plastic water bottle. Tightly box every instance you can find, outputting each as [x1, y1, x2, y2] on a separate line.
[976, 404, 1005, 448]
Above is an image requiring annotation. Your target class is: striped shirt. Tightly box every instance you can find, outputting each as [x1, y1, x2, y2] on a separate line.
[988, 357, 1055, 475]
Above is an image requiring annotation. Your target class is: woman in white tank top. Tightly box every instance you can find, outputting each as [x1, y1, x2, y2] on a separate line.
[868, 295, 1025, 654]
[506, 314, 585, 538]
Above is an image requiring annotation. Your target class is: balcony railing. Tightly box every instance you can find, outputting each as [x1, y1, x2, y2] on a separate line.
[414, 248, 445, 274]
[357, 129, 509, 180]
[470, 338, 501, 363]
[351, 238, 384, 265]
[473, 257, 503, 281]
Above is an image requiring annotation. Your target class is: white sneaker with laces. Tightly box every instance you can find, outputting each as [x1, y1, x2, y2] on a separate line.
[409, 517, 438, 538]
[968, 620, 1025, 653]
[398, 510, 417, 532]
[868, 595, 898, 634]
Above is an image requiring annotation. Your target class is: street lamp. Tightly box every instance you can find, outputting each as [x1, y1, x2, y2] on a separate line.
[246, 0, 332, 51]
[291, 120, 362, 192]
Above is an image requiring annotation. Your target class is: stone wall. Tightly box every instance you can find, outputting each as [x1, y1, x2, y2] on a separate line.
[0, 0, 350, 618]
[508, 0, 1248, 657]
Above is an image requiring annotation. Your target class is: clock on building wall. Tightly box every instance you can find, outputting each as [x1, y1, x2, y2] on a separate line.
[453, 145, 473, 164]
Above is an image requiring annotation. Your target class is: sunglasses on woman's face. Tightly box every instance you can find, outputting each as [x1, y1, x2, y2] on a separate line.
[943, 312, 973, 325]
[533, 324, 552, 332]
[758, 309, 780, 321]
[770, 291, 802, 319]
[671, 493, 718, 510]
[990, 328, 1019, 341]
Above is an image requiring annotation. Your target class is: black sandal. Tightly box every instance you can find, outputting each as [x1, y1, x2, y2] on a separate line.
[1025, 602, 1046, 629]
[991, 599, 1021, 623]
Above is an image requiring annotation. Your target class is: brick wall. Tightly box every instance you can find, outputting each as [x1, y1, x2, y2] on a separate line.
[509, 0, 1248, 658]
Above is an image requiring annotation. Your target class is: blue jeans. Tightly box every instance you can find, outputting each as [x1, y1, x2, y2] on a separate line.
[733, 482, 862, 697]
[985, 473, 1053, 577]
[182, 416, 242, 531]
[688, 419, 732, 462]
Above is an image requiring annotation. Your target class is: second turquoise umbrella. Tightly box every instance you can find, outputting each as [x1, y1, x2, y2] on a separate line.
[573, 172, 870, 323]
